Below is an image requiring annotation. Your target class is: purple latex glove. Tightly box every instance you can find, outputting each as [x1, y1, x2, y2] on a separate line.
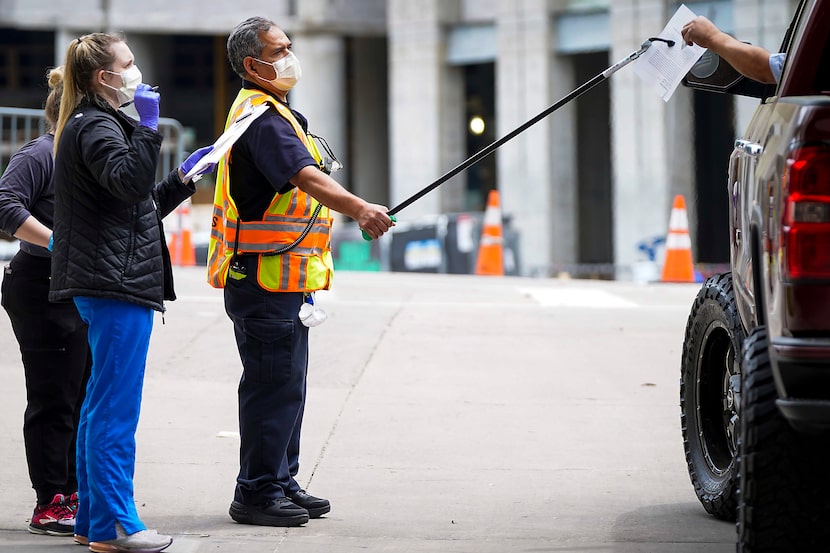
[133, 84, 159, 130]
[179, 146, 215, 182]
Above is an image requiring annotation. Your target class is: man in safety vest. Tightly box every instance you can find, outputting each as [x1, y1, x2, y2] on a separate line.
[210, 16, 394, 527]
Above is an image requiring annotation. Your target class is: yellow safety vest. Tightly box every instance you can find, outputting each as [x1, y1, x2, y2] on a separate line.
[207, 88, 334, 292]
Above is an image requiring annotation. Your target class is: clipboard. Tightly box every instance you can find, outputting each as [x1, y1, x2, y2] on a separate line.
[184, 100, 271, 179]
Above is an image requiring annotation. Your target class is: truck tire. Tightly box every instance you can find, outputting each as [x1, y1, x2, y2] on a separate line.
[737, 326, 830, 552]
[680, 273, 744, 521]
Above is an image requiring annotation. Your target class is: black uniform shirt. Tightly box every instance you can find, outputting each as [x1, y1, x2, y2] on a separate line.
[229, 82, 318, 221]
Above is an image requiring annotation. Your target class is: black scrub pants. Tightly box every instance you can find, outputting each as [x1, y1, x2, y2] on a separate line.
[224, 259, 308, 506]
[1, 251, 90, 505]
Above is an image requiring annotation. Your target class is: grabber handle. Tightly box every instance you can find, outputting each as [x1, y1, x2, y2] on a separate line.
[362, 215, 397, 241]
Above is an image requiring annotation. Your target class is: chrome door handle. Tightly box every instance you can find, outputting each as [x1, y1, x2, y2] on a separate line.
[735, 139, 763, 156]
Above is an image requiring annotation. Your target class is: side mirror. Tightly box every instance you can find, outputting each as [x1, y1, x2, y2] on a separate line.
[682, 50, 772, 98]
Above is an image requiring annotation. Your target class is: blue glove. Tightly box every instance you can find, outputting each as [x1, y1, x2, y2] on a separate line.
[133, 83, 159, 131]
[48, 233, 54, 252]
[179, 146, 215, 181]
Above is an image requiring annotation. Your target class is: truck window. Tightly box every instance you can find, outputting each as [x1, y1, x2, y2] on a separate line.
[779, 3, 830, 99]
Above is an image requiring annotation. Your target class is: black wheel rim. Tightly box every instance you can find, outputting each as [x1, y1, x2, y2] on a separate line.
[695, 320, 739, 476]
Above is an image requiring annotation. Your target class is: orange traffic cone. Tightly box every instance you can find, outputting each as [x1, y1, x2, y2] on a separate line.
[475, 189, 504, 276]
[661, 194, 694, 282]
[169, 199, 196, 266]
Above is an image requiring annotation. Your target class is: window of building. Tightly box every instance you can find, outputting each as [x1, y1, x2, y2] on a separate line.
[0, 29, 54, 95]
[464, 63, 496, 212]
[170, 35, 215, 90]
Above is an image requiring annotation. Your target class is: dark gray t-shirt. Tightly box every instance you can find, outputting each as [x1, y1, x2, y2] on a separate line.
[0, 133, 54, 257]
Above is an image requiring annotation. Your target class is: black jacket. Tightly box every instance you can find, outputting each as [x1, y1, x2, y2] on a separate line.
[49, 98, 195, 312]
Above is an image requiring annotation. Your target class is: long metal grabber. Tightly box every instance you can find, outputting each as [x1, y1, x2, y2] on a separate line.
[362, 37, 674, 240]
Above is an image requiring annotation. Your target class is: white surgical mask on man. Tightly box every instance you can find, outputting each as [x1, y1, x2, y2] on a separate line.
[254, 51, 302, 91]
[103, 65, 143, 106]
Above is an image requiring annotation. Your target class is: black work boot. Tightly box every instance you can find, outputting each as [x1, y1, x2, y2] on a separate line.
[229, 497, 309, 527]
[289, 490, 331, 518]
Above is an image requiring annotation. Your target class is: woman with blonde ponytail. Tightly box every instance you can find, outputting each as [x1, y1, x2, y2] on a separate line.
[48, 33, 213, 553]
[0, 66, 90, 538]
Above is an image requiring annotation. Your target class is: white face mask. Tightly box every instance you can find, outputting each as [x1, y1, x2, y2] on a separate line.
[254, 51, 302, 91]
[103, 65, 143, 106]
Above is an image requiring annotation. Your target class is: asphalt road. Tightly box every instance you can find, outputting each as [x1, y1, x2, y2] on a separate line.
[0, 267, 735, 552]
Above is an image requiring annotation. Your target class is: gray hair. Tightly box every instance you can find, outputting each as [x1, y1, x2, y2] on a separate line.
[227, 17, 277, 78]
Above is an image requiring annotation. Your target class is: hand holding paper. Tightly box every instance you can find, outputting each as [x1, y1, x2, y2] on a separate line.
[632, 4, 706, 101]
[179, 146, 215, 183]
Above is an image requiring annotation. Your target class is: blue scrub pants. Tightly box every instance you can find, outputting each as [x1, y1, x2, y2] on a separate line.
[72, 297, 154, 542]
[224, 265, 308, 506]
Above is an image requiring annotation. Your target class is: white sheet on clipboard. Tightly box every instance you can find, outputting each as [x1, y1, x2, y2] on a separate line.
[184, 100, 270, 179]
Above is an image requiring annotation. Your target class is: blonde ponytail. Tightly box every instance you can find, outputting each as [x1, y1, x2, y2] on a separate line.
[53, 33, 123, 155]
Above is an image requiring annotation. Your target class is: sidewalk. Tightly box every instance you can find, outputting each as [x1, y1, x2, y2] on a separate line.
[0, 268, 733, 552]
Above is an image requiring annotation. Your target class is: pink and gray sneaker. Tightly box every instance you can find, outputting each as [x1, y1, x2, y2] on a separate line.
[28, 493, 75, 536]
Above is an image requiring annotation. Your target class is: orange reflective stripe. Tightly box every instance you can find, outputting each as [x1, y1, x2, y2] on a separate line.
[223, 220, 331, 254]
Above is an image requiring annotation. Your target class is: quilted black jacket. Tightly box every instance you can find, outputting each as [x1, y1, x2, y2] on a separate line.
[49, 98, 195, 312]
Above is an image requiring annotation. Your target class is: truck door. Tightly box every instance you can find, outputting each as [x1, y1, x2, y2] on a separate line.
[730, 101, 775, 329]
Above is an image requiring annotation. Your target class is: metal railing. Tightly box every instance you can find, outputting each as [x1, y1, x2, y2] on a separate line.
[0, 106, 187, 180]
[0, 107, 47, 171]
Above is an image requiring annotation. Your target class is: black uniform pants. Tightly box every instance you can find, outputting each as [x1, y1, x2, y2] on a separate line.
[224, 263, 308, 506]
[1, 251, 90, 505]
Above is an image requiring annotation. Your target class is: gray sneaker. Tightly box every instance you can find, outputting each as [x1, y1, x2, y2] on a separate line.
[88, 522, 172, 553]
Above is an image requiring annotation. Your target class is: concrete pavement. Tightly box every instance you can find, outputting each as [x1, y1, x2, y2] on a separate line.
[0, 267, 735, 552]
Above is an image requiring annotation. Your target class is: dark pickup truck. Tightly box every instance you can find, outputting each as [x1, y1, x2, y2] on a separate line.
[679, 0, 830, 550]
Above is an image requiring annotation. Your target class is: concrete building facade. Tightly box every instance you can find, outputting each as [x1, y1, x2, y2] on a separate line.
[387, 0, 796, 277]
[0, 0, 798, 277]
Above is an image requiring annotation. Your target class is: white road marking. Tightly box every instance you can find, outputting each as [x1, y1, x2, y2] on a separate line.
[519, 287, 638, 309]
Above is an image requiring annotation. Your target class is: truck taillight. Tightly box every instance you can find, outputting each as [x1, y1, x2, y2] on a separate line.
[782, 145, 830, 279]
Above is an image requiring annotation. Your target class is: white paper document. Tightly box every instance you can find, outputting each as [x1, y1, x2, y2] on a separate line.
[185, 100, 271, 179]
[633, 4, 706, 102]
